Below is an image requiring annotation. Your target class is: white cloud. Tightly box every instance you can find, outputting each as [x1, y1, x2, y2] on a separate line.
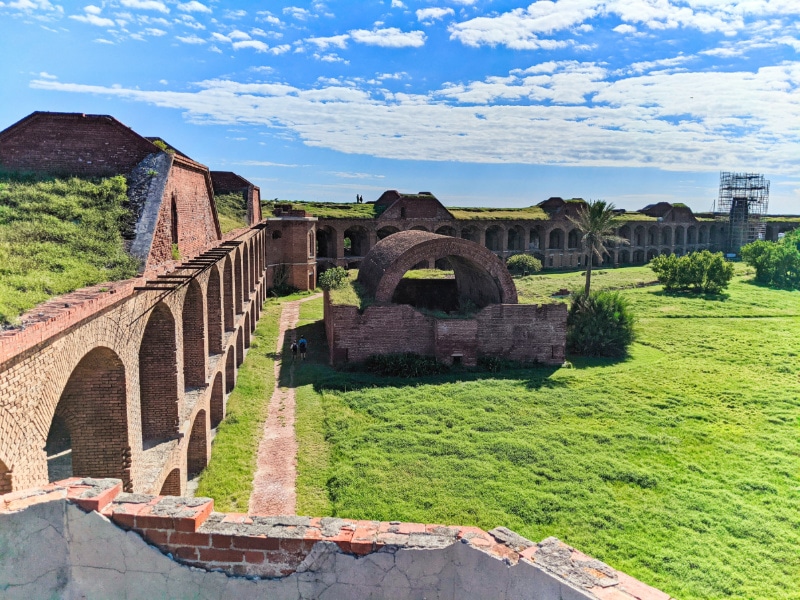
[120, 0, 169, 14]
[270, 44, 291, 55]
[176, 33, 205, 44]
[38, 71, 57, 79]
[159, 79, 168, 84]
[313, 52, 348, 63]
[31, 61, 800, 175]
[350, 27, 425, 48]
[228, 29, 250, 40]
[84, 5, 101, 15]
[177, 1, 210, 14]
[232, 39, 268, 51]
[283, 6, 311, 20]
[328, 171, 385, 179]
[211, 31, 230, 42]
[93, 37, 114, 43]
[416, 8, 454, 24]
[613, 23, 636, 34]
[391, 0, 405, 7]
[145, 27, 166, 36]
[70, 12, 115, 27]
[256, 12, 281, 25]
[224, 9, 246, 19]
[307, 34, 349, 50]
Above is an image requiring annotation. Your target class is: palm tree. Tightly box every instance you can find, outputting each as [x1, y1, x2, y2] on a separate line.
[568, 200, 629, 295]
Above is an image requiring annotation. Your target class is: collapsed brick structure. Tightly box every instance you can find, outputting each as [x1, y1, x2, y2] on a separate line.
[0, 478, 673, 599]
[0, 112, 317, 496]
[314, 192, 797, 272]
[325, 231, 567, 367]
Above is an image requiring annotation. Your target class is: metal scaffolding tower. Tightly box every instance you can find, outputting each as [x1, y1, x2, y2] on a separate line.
[717, 172, 769, 254]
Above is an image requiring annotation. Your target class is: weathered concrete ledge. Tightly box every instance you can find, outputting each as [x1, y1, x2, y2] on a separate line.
[0, 478, 673, 599]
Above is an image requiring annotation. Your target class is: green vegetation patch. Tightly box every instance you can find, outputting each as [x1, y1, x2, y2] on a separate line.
[194, 300, 281, 511]
[262, 200, 384, 219]
[215, 192, 248, 233]
[293, 269, 800, 600]
[0, 175, 139, 325]
[449, 206, 548, 220]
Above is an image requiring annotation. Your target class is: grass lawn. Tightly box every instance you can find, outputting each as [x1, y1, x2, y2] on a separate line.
[291, 266, 800, 600]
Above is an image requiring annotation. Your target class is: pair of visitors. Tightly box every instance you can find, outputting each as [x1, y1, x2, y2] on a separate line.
[290, 336, 308, 361]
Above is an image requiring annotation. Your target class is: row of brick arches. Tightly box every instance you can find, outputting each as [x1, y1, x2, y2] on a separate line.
[316, 222, 725, 268]
[0, 228, 272, 497]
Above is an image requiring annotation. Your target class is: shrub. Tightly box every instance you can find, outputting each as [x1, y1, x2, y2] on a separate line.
[741, 231, 800, 290]
[363, 353, 449, 377]
[506, 254, 543, 275]
[567, 290, 635, 357]
[650, 250, 733, 294]
[318, 266, 348, 291]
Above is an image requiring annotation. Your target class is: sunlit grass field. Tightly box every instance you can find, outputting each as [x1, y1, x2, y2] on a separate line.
[291, 266, 800, 600]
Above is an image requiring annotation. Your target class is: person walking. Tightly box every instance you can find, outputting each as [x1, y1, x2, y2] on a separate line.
[290, 339, 298, 361]
[298, 336, 307, 360]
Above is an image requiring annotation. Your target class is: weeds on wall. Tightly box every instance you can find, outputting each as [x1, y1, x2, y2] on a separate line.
[270, 264, 298, 297]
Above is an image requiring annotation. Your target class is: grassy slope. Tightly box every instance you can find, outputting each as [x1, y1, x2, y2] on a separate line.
[294, 268, 800, 600]
[215, 192, 248, 234]
[0, 176, 139, 325]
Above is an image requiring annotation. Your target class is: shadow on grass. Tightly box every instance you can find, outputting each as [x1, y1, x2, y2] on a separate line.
[277, 319, 567, 393]
[651, 289, 730, 301]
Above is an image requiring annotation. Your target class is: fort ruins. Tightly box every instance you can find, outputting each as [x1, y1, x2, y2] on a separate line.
[4, 110, 792, 598]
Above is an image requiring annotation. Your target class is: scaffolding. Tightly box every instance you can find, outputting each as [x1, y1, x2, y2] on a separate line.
[717, 172, 769, 254]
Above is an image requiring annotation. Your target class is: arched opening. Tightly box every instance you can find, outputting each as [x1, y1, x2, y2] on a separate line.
[661, 248, 672, 256]
[647, 226, 658, 246]
[675, 247, 684, 256]
[548, 228, 564, 250]
[207, 267, 223, 355]
[507, 226, 525, 251]
[619, 226, 632, 245]
[242, 243, 251, 301]
[687, 226, 697, 244]
[187, 410, 208, 478]
[377, 226, 400, 241]
[0, 459, 11, 494]
[308, 230, 315, 258]
[661, 227, 672, 246]
[434, 258, 452, 270]
[634, 226, 645, 246]
[233, 249, 243, 314]
[139, 303, 179, 445]
[435, 225, 457, 237]
[236, 328, 244, 366]
[210, 372, 224, 428]
[343, 226, 369, 257]
[618, 250, 631, 264]
[170, 193, 179, 246]
[272, 230, 282, 240]
[485, 225, 504, 251]
[223, 256, 234, 332]
[529, 229, 542, 250]
[244, 312, 251, 349]
[316, 226, 338, 257]
[182, 280, 206, 389]
[47, 347, 131, 489]
[674, 226, 685, 245]
[699, 226, 708, 244]
[159, 468, 181, 496]
[250, 302, 256, 332]
[225, 347, 235, 393]
[461, 226, 480, 244]
[567, 228, 581, 249]
[647, 249, 658, 261]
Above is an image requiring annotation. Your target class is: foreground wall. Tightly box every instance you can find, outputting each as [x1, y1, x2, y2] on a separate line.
[0, 479, 671, 600]
[325, 295, 567, 366]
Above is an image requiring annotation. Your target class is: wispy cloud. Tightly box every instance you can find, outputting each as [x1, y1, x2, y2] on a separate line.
[350, 27, 425, 48]
[177, 1, 210, 14]
[120, 0, 169, 14]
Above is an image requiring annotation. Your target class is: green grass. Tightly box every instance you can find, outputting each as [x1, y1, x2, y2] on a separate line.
[262, 200, 384, 219]
[448, 206, 548, 220]
[292, 268, 800, 600]
[0, 175, 140, 325]
[194, 300, 281, 511]
[215, 192, 248, 233]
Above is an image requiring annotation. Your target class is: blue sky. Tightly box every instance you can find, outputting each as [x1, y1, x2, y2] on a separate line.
[2, 0, 800, 213]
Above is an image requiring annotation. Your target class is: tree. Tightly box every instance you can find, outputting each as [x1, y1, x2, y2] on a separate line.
[568, 200, 628, 294]
[650, 251, 734, 294]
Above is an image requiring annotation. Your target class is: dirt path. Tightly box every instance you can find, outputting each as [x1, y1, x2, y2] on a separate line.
[248, 294, 320, 515]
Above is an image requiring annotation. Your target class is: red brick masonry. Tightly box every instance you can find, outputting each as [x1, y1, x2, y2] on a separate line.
[0, 478, 672, 600]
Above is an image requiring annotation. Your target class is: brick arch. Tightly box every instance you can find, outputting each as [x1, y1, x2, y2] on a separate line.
[207, 266, 223, 355]
[159, 468, 181, 496]
[236, 328, 244, 366]
[357, 231, 517, 307]
[244, 312, 251, 349]
[250, 301, 256, 333]
[210, 372, 224, 428]
[250, 241, 257, 290]
[0, 458, 12, 494]
[182, 279, 206, 388]
[225, 346, 236, 393]
[485, 225, 504, 251]
[139, 302, 179, 445]
[187, 410, 208, 478]
[223, 255, 234, 331]
[47, 347, 131, 490]
[233, 248, 243, 314]
[242, 242, 251, 301]
[317, 225, 338, 258]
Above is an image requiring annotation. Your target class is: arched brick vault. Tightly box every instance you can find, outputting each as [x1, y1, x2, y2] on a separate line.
[357, 231, 518, 308]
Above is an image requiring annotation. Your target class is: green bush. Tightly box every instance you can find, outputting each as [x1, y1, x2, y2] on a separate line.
[566, 290, 635, 357]
[318, 266, 348, 291]
[363, 353, 449, 377]
[650, 250, 734, 294]
[506, 253, 543, 275]
[741, 231, 800, 290]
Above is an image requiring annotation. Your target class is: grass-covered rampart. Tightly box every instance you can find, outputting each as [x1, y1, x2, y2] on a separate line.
[215, 192, 248, 233]
[0, 175, 139, 325]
